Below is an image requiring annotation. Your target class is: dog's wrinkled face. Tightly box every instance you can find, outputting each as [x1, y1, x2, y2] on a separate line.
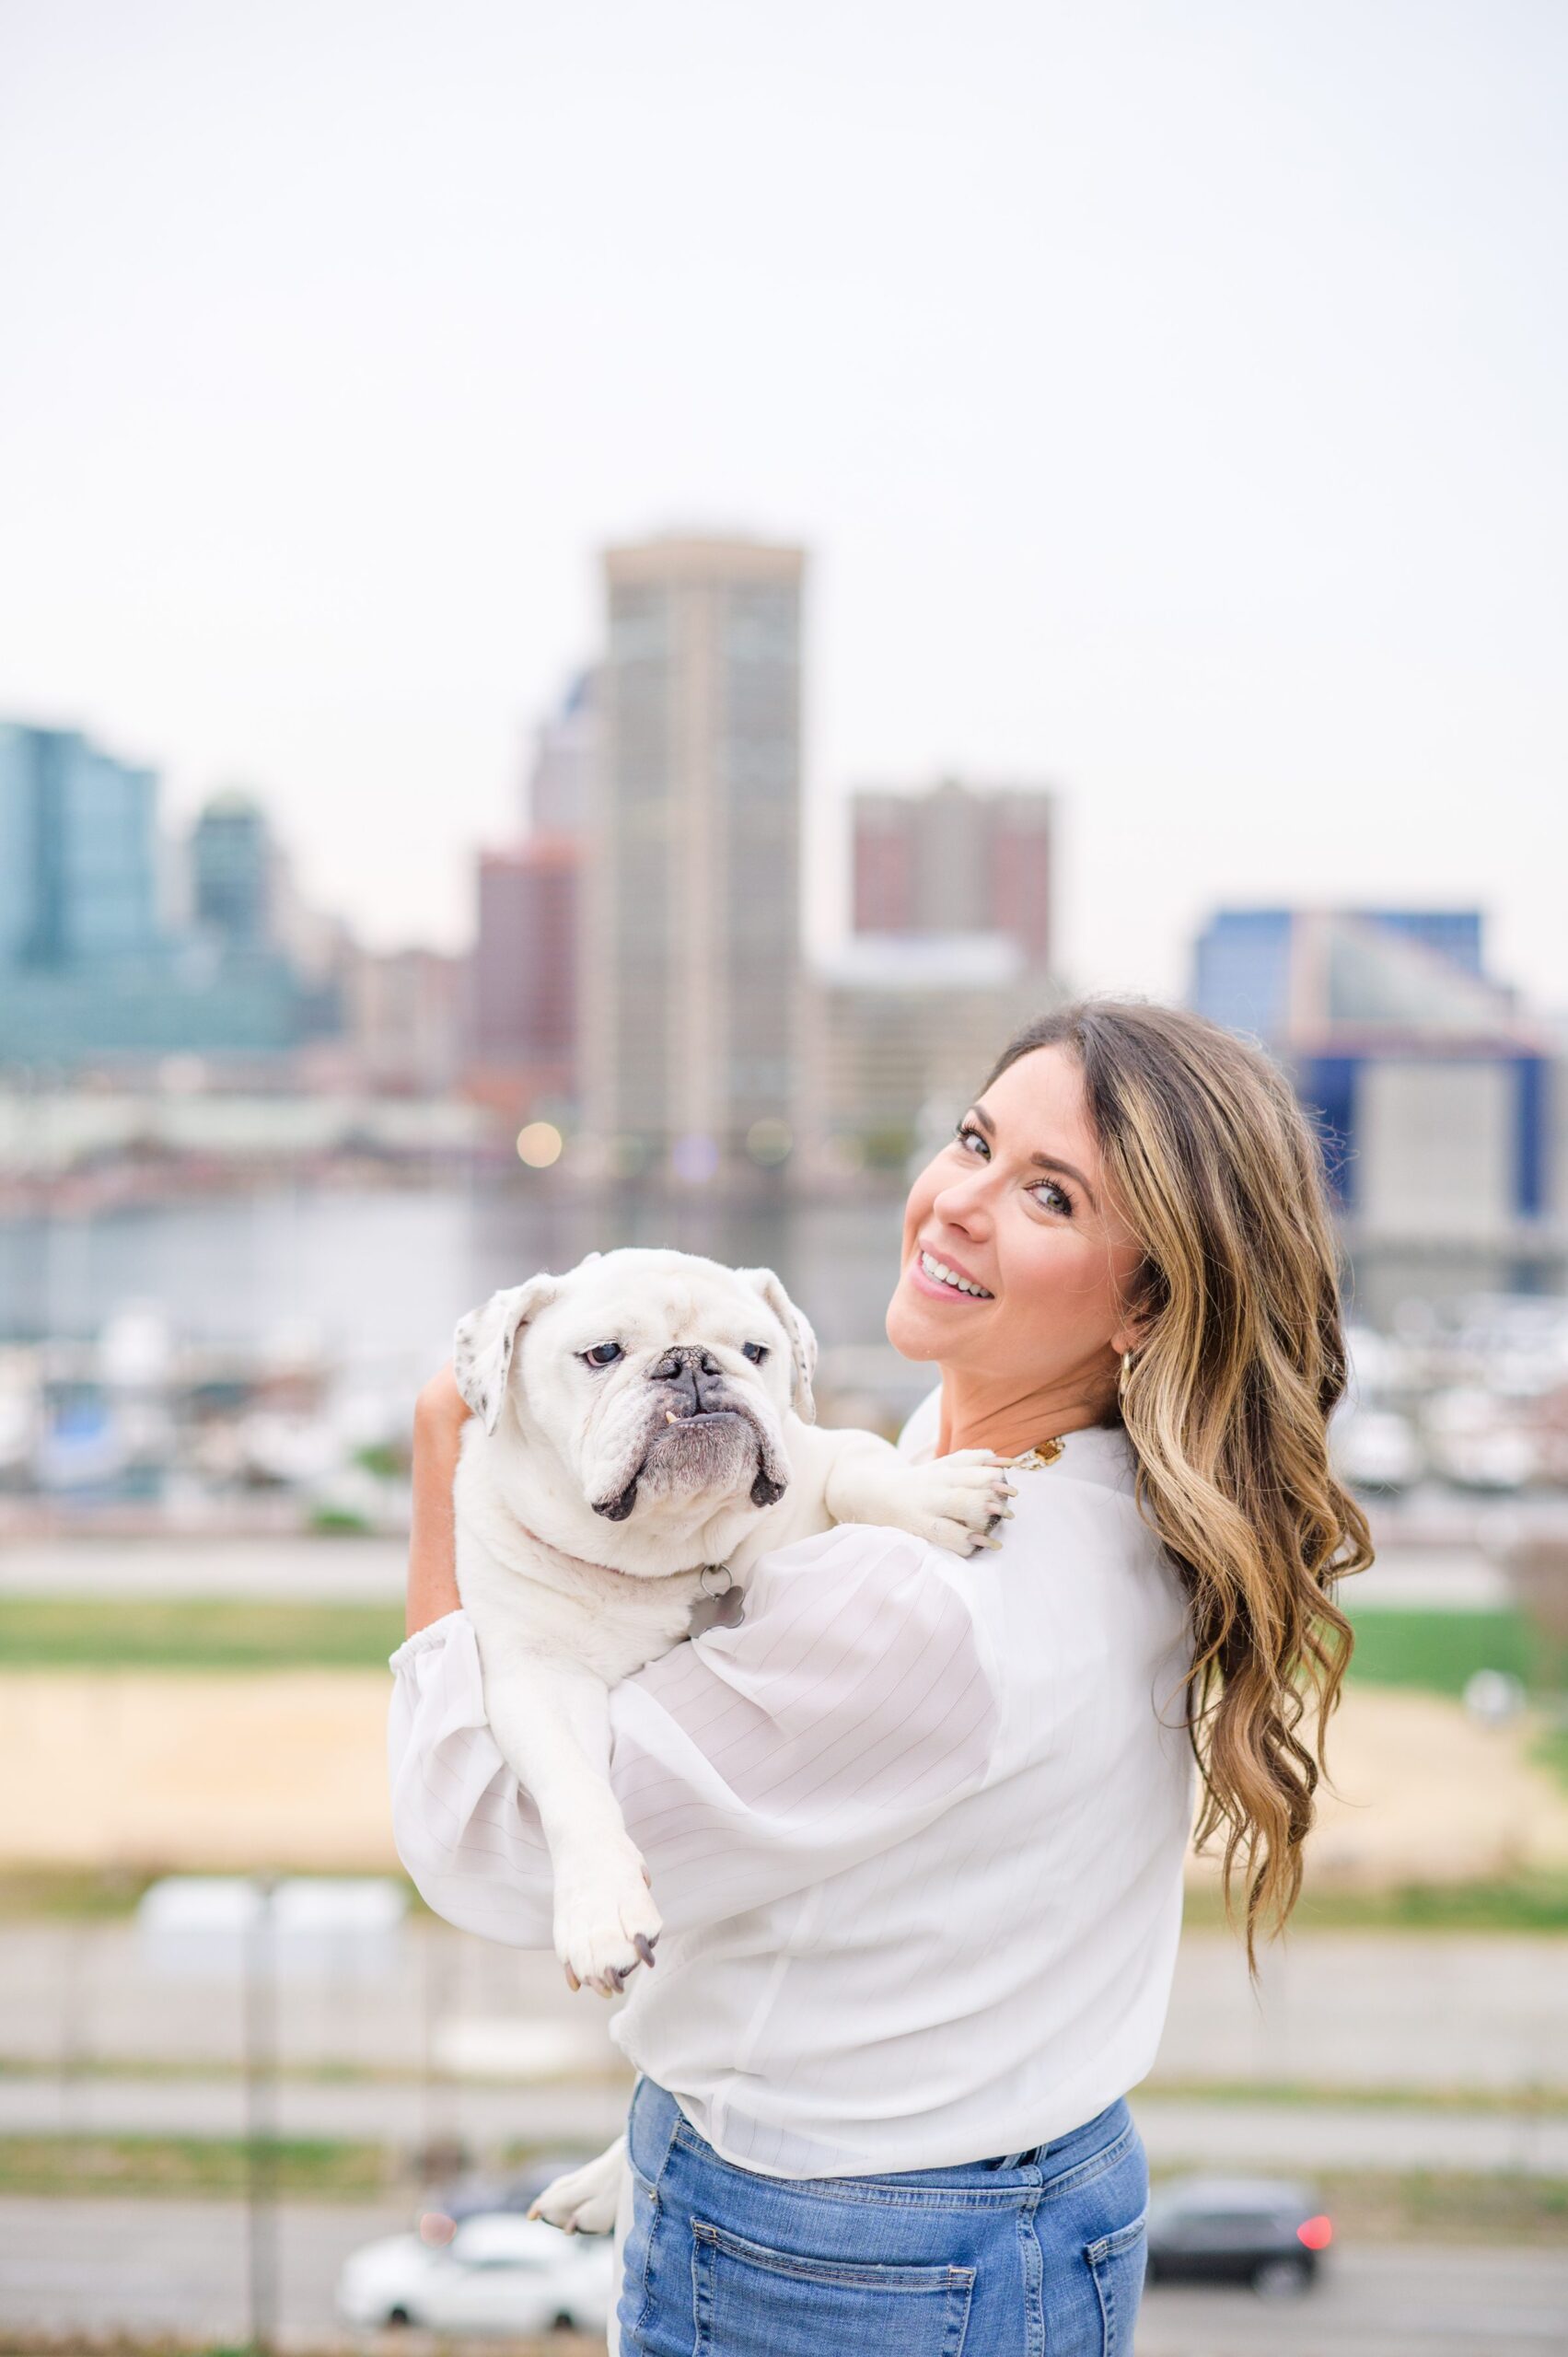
[454, 1248, 817, 1550]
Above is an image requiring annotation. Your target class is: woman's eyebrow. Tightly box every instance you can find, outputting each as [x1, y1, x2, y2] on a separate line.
[967, 1103, 1100, 1210]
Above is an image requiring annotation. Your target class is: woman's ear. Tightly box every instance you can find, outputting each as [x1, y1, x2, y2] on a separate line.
[1109, 1302, 1159, 1367]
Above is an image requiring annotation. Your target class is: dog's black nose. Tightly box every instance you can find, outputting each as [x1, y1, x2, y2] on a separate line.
[650, 1345, 725, 1415]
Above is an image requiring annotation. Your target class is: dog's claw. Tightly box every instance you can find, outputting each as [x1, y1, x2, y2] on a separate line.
[563, 1965, 581, 1992]
[634, 1933, 658, 1968]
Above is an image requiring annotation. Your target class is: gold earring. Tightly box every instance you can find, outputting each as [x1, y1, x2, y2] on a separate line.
[1119, 1348, 1135, 1406]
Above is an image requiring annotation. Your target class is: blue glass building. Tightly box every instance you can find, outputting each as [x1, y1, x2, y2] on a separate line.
[1191, 908, 1551, 1234]
[0, 724, 335, 1068]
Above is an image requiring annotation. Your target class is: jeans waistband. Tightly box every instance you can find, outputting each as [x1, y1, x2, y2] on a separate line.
[633, 2078, 1132, 2191]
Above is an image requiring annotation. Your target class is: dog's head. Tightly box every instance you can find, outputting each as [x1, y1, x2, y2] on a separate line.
[453, 1248, 817, 1553]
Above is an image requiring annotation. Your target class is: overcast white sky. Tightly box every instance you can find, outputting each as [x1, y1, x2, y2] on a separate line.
[1, 0, 1563, 1002]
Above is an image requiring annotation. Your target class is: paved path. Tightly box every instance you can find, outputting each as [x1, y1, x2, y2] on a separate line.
[1, 2198, 1565, 2353]
[5, 2072, 1567, 2178]
[0, 1535, 405, 1602]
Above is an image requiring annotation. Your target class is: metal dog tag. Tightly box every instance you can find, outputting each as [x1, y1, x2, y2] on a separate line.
[689, 1563, 744, 1638]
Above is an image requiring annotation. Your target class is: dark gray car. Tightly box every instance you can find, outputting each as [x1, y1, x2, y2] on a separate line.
[1144, 2176, 1332, 2299]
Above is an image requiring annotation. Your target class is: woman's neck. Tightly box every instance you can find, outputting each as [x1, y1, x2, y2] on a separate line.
[936, 1367, 1109, 1460]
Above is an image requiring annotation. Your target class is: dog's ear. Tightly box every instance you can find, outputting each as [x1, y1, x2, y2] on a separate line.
[453, 1274, 560, 1436]
[740, 1268, 819, 1426]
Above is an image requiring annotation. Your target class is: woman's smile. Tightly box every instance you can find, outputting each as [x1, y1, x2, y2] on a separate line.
[910, 1246, 995, 1303]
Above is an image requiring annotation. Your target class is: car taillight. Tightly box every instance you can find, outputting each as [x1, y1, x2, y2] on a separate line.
[1296, 2214, 1332, 2251]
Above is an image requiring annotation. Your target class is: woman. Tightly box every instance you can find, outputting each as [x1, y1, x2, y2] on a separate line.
[389, 999, 1370, 2356]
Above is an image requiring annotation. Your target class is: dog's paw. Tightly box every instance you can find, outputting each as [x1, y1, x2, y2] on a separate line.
[552, 1846, 663, 1998]
[528, 2141, 624, 2235]
[896, 1450, 1016, 1556]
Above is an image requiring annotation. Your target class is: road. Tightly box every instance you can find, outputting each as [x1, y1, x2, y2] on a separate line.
[6, 1920, 1566, 2096]
[1, 2198, 1565, 2354]
[5, 2071, 1567, 2177]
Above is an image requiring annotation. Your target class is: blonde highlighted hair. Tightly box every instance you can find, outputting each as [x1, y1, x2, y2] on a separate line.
[985, 1000, 1372, 1959]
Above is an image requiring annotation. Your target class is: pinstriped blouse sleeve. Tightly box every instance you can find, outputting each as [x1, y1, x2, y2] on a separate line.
[387, 1525, 1001, 1947]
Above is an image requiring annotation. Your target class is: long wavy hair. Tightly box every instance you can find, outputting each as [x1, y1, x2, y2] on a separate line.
[983, 1000, 1372, 1960]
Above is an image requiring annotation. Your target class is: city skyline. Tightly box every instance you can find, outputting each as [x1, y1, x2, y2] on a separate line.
[2, 3, 1564, 1008]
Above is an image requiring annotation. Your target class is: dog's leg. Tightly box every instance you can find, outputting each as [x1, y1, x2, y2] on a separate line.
[817, 1429, 1015, 1557]
[528, 2133, 626, 2235]
[477, 1642, 663, 1995]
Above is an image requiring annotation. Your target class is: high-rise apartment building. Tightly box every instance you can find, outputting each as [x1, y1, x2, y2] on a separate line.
[583, 534, 805, 1165]
[852, 778, 1054, 970]
[0, 723, 161, 968]
[192, 792, 273, 948]
[467, 839, 581, 1116]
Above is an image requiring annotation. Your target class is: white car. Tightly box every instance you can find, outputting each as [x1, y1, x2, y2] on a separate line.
[337, 2212, 613, 2334]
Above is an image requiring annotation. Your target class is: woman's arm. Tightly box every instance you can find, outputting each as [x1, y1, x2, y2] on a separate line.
[388, 1522, 1001, 1952]
[406, 1363, 468, 1637]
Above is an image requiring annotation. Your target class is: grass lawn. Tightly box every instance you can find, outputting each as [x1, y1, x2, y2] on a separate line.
[1180, 1869, 1568, 1933]
[0, 1585, 1553, 1694]
[1344, 1605, 1541, 1696]
[0, 2131, 397, 2200]
[1, 2134, 1563, 2248]
[0, 1596, 402, 1672]
[1, 1592, 1550, 1687]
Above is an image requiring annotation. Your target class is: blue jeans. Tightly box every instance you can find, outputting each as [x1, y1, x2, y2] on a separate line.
[619, 2077, 1148, 2356]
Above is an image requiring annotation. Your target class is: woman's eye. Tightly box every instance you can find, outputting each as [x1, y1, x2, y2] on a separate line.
[954, 1122, 988, 1158]
[582, 1341, 623, 1367]
[1029, 1179, 1073, 1217]
[742, 1341, 769, 1364]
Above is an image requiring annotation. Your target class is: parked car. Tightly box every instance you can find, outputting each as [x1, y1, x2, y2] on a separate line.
[1144, 2177, 1331, 2298]
[336, 2212, 613, 2333]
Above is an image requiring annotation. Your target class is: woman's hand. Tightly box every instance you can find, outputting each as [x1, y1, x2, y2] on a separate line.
[406, 1363, 470, 1637]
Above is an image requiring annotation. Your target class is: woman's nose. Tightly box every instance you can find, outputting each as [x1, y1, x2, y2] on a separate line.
[932, 1171, 992, 1236]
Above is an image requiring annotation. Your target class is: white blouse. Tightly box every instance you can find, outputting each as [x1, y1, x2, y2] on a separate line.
[388, 1397, 1196, 2178]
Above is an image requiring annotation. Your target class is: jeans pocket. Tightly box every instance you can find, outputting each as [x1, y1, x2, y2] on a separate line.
[691, 2216, 974, 2357]
[1085, 2212, 1147, 2357]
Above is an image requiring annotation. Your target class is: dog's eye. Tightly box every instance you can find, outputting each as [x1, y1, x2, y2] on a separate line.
[742, 1342, 769, 1364]
[582, 1342, 623, 1368]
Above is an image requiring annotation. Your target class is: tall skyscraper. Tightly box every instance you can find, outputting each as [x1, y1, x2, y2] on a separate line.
[852, 778, 1054, 970]
[191, 792, 273, 948]
[584, 534, 805, 1167]
[524, 668, 597, 839]
[0, 723, 160, 969]
[468, 839, 581, 1114]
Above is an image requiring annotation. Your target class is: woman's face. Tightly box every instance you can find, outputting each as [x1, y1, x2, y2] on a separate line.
[887, 1044, 1147, 1410]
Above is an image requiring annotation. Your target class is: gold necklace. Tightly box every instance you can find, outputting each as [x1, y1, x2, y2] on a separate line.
[1003, 1435, 1064, 1471]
